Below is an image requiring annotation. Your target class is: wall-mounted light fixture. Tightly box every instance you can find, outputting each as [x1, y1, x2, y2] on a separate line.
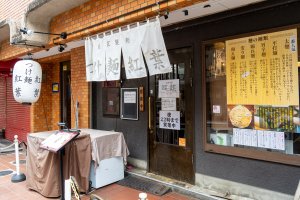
[20, 28, 68, 39]
[164, 11, 169, 19]
[203, 4, 211, 8]
[183, 10, 189, 16]
[58, 44, 67, 52]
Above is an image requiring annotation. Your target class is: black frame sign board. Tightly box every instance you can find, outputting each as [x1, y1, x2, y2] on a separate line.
[40, 130, 80, 153]
[121, 88, 138, 120]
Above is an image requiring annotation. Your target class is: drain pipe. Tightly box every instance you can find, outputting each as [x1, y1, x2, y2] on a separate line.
[11, 135, 26, 183]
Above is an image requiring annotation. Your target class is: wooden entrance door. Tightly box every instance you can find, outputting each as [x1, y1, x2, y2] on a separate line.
[149, 47, 194, 183]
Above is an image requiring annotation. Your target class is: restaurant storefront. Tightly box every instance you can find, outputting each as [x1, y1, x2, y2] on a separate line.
[92, 1, 300, 199]
[0, 0, 299, 199]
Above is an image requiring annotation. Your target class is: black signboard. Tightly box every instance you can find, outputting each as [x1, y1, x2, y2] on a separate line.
[121, 88, 138, 120]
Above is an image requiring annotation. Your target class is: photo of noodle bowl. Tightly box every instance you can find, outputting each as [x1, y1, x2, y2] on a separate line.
[228, 105, 253, 128]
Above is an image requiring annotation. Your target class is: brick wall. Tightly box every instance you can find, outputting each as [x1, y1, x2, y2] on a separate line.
[30, 48, 90, 132]
[0, 40, 29, 61]
[0, 0, 32, 20]
[70, 47, 90, 128]
[2, 0, 204, 132]
[1, 0, 205, 60]
[50, 0, 206, 43]
[30, 63, 55, 132]
[31, 52, 71, 132]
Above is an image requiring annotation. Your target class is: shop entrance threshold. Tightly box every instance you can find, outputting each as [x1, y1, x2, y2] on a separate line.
[125, 168, 223, 200]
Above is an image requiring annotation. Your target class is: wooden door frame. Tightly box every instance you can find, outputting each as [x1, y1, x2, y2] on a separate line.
[60, 61, 71, 128]
[148, 45, 195, 183]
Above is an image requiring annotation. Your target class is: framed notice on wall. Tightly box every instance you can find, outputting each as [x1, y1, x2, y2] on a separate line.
[102, 87, 120, 117]
[121, 88, 138, 120]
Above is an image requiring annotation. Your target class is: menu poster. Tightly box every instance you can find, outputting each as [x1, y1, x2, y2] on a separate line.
[226, 29, 298, 106]
[257, 130, 265, 148]
[233, 128, 284, 150]
[233, 128, 239, 145]
[254, 105, 295, 132]
[40, 131, 80, 153]
[251, 130, 258, 147]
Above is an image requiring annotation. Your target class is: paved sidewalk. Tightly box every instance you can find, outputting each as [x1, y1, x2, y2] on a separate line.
[0, 153, 198, 200]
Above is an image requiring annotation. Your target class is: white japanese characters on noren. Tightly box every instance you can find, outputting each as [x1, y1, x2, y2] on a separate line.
[85, 18, 172, 81]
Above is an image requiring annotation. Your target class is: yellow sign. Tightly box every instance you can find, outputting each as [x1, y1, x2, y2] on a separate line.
[179, 137, 186, 147]
[226, 29, 298, 105]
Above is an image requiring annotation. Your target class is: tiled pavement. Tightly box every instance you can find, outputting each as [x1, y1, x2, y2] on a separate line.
[0, 152, 198, 200]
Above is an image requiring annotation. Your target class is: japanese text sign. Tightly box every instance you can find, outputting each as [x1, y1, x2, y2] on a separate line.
[13, 60, 42, 104]
[85, 19, 172, 81]
[124, 91, 136, 103]
[161, 98, 176, 111]
[159, 110, 180, 130]
[226, 29, 299, 105]
[158, 79, 179, 98]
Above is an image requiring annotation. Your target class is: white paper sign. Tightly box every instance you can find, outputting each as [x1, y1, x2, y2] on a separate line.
[158, 79, 179, 98]
[251, 130, 258, 147]
[124, 91, 136, 103]
[269, 131, 276, 149]
[275, 131, 285, 150]
[159, 110, 180, 130]
[244, 129, 252, 146]
[264, 131, 271, 149]
[161, 98, 176, 111]
[213, 105, 221, 114]
[257, 130, 265, 148]
[233, 128, 239, 145]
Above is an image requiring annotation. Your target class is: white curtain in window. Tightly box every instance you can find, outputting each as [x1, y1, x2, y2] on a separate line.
[121, 25, 147, 79]
[140, 20, 172, 76]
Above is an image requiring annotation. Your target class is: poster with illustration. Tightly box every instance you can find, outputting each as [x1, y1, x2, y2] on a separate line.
[228, 105, 254, 128]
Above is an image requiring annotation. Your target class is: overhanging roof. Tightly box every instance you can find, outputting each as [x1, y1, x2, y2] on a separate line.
[12, 0, 90, 46]
[0, 19, 19, 44]
[21, 0, 266, 60]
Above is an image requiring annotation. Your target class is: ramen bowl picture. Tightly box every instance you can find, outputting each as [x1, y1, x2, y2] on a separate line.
[228, 105, 253, 128]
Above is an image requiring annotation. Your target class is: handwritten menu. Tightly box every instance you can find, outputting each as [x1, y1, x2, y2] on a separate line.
[226, 29, 298, 105]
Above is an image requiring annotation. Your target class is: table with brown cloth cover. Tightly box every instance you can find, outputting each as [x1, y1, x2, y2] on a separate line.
[26, 131, 91, 198]
[80, 129, 129, 168]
